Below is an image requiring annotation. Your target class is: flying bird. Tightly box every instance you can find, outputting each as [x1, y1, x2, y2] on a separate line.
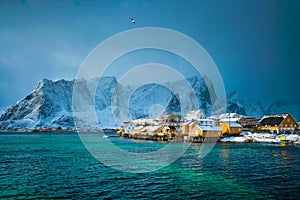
[131, 18, 136, 25]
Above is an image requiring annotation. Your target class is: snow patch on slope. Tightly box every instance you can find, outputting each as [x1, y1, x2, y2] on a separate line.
[227, 91, 264, 118]
[0, 76, 268, 131]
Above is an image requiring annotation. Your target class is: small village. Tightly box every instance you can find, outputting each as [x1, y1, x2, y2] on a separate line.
[117, 110, 300, 145]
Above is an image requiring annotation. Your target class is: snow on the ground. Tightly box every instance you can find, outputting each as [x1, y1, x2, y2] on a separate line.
[221, 132, 300, 144]
[220, 136, 247, 143]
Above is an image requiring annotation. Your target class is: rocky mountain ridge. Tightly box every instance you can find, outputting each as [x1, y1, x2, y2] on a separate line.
[0, 76, 272, 131]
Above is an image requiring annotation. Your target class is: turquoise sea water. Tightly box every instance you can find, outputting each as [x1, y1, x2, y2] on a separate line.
[1, 132, 300, 199]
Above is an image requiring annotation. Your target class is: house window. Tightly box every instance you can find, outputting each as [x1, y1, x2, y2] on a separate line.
[287, 119, 290, 122]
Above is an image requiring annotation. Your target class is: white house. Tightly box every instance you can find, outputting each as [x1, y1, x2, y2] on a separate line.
[123, 122, 135, 134]
[185, 110, 206, 121]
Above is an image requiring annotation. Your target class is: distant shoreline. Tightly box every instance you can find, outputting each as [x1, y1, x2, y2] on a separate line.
[0, 128, 118, 133]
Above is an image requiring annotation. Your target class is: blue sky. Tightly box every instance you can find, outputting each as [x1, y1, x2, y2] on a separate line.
[0, 0, 299, 108]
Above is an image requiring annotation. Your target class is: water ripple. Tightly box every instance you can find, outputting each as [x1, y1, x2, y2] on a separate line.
[1, 133, 300, 199]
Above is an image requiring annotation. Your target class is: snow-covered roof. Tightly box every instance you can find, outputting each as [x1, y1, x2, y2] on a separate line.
[259, 114, 288, 122]
[219, 113, 241, 118]
[133, 126, 144, 131]
[210, 113, 250, 121]
[132, 118, 159, 126]
[219, 118, 240, 122]
[197, 119, 214, 122]
[182, 121, 192, 126]
[258, 114, 291, 126]
[123, 121, 134, 127]
[182, 120, 198, 126]
[185, 110, 206, 120]
[221, 122, 242, 127]
[141, 125, 162, 132]
[199, 126, 222, 131]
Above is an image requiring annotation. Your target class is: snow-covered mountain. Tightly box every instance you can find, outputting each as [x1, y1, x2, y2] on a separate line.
[226, 91, 265, 118]
[129, 83, 173, 119]
[0, 77, 120, 131]
[266, 100, 300, 121]
[0, 76, 266, 131]
[128, 76, 213, 120]
[165, 76, 213, 116]
[0, 107, 6, 115]
[0, 79, 74, 130]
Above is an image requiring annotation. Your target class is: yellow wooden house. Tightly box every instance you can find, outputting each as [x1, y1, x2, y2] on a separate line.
[221, 122, 243, 136]
[258, 114, 298, 134]
[155, 125, 176, 141]
[158, 125, 177, 136]
[140, 125, 163, 136]
[131, 126, 144, 135]
[181, 121, 199, 135]
[189, 125, 222, 138]
[116, 127, 124, 136]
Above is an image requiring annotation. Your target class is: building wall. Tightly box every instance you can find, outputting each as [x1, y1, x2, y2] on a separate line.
[182, 121, 199, 134]
[182, 125, 189, 134]
[161, 126, 176, 135]
[202, 130, 221, 138]
[189, 126, 221, 138]
[230, 127, 242, 135]
[221, 123, 242, 135]
[189, 126, 202, 137]
[258, 126, 279, 133]
[124, 123, 135, 133]
[280, 114, 298, 133]
[258, 114, 298, 134]
[221, 123, 229, 134]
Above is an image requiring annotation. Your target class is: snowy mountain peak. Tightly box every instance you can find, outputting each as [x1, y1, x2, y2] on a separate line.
[0, 107, 6, 116]
[0, 78, 74, 130]
[0, 76, 268, 131]
[226, 90, 264, 118]
[34, 78, 52, 91]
